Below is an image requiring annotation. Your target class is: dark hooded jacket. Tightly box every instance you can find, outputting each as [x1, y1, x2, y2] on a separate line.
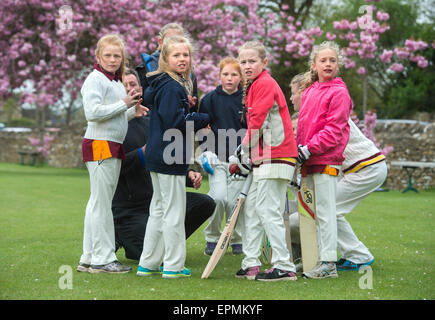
[144, 72, 209, 175]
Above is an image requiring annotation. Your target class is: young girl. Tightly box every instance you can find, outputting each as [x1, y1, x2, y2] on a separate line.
[78, 34, 145, 274]
[137, 35, 209, 278]
[199, 57, 247, 256]
[296, 41, 352, 279]
[236, 41, 299, 281]
[289, 72, 386, 273]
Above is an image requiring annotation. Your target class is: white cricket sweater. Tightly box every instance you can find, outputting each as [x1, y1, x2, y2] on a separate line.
[81, 69, 136, 144]
[342, 118, 385, 173]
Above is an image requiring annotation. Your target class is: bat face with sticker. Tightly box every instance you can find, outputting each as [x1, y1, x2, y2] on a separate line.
[201, 174, 253, 279]
[298, 174, 319, 272]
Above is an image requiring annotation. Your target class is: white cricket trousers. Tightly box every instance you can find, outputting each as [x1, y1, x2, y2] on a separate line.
[289, 161, 387, 263]
[139, 172, 186, 272]
[241, 177, 296, 272]
[80, 157, 121, 266]
[204, 162, 245, 245]
[336, 161, 387, 263]
[311, 173, 338, 262]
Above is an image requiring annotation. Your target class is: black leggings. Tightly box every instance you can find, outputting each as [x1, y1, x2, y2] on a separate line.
[113, 192, 215, 260]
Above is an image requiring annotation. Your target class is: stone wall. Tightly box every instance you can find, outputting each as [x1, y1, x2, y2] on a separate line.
[1, 120, 434, 190]
[375, 120, 435, 190]
[0, 125, 86, 169]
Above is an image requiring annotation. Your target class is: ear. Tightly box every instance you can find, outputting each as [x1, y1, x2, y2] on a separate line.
[311, 62, 316, 72]
[263, 58, 268, 69]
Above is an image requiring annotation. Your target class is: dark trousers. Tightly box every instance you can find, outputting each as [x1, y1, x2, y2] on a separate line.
[113, 192, 216, 260]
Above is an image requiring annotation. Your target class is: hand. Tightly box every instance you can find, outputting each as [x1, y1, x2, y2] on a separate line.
[135, 102, 149, 117]
[188, 171, 202, 189]
[123, 90, 141, 108]
[188, 95, 197, 109]
[297, 144, 311, 164]
[141, 145, 146, 155]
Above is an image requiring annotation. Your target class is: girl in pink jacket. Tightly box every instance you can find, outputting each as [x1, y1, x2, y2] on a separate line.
[296, 41, 352, 279]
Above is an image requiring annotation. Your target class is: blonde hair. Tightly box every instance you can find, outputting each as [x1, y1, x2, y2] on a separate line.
[305, 41, 343, 87]
[95, 34, 128, 79]
[238, 40, 267, 61]
[219, 56, 245, 87]
[157, 23, 186, 50]
[152, 35, 194, 95]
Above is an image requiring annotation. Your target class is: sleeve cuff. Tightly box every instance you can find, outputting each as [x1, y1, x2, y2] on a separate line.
[138, 148, 146, 167]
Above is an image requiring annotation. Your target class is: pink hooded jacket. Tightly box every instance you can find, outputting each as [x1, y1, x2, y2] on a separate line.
[296, 77, 352, 166]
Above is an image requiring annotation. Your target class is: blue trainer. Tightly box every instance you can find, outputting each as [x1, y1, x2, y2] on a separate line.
[137, 265, 162, 276]
[336, 258, 374, 271]
[162, 267, 191, 279]
[204, 242, 217, 256]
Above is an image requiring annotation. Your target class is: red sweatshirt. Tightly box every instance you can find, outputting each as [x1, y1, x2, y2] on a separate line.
[242, 70, 298, 164]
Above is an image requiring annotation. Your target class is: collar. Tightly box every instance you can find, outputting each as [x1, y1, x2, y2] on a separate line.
[93, 63, 122, 82]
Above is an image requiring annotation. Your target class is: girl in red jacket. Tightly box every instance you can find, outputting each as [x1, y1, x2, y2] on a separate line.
[235, 41, 298, 282]
[296, 41, 352, 279]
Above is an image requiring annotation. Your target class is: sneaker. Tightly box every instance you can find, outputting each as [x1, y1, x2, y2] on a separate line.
[302, 261, 338, 279]
[231, 244, 243, 255]
[235, 266, 260, 280]
[293, 259, 303, 273]
[89, 260, 131, 274]
[137, 265, 162, 277]
[336, 258, 374, 271]
[76, 262, 90, 273]
[162, 267, 191, 279]
[255, 268, 297, 282]
[204, 242, 217, 256]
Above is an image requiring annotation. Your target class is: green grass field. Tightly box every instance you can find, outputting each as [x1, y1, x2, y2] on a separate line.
[0, 162, 434, 301]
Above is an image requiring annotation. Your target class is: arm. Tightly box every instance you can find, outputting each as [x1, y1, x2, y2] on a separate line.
[242, 81, 275, 149]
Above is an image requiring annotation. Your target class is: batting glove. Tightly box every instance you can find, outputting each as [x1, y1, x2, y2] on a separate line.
[228, 154, 251, 176]
[297, 144, 311, 164]
[199, 151, 219, 175]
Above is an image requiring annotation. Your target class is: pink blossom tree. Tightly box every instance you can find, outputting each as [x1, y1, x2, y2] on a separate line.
[1, 0, 323, 107]
[329, 0, 430, 115]
[1, 0, 324, 158]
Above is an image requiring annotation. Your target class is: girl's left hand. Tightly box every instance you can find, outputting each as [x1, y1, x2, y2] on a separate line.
[188, 95, 197, 109]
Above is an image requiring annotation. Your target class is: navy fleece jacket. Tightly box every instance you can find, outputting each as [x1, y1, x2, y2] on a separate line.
[199, 85, 246, 162]
[144, 72, 210, 175]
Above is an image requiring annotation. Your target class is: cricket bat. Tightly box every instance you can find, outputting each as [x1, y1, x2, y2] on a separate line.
[298, 171, 318, 272]
[283, 191, 293, 263]
[201, 174, 253, 279]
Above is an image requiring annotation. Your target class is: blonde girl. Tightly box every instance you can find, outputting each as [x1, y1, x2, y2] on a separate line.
[296, 41, 352, 279]
[78, 34, 145, 274]
[137, 35, 209, 278]
[235, 41, 299, 281]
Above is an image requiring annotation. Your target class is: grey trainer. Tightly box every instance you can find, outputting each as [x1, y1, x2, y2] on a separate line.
[302, 261, 338, 279]
[76, 262, 90, 273]
[89, 261, 131, 274]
